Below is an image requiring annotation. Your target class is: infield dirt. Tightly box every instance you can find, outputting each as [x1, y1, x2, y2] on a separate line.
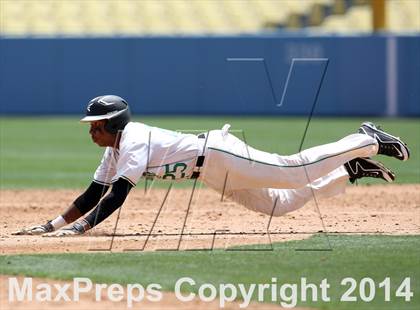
[1, 185, 419, 254]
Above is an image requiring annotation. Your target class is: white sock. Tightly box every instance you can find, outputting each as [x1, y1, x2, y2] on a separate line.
[51, 215, 67, 230]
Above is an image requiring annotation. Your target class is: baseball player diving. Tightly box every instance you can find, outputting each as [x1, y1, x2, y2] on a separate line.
[14, 95, 410, 236]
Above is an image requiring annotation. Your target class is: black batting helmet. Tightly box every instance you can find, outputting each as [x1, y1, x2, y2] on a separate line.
[80, 95, 131, 134]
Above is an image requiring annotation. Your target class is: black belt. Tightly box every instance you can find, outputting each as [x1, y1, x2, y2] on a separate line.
[191, 134, 206, 179]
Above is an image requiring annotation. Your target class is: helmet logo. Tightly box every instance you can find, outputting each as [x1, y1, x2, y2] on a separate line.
[98, 98, 116, 106]
[87, 102, 94, 112]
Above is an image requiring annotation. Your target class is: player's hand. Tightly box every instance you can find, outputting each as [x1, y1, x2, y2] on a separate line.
[43, 221, 87, 237]
[12, 221, 54, 235]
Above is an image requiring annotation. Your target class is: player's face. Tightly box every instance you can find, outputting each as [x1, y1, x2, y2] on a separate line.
[89, 120, 116, 147]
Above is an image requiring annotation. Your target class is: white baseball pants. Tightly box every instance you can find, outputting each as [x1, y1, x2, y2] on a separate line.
[199, 125, 378, 216]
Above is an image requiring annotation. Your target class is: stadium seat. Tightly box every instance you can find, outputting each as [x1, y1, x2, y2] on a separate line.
[318, 5, 372, 33]
[0, 0, 419, 36]
[387, 0, 420, 32]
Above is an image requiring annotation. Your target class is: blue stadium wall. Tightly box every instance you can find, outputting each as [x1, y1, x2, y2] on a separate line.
[0, 34, 419, 116]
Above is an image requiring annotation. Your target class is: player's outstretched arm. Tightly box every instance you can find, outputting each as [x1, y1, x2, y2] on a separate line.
[12, 181, 109, 236]
[44, 178, 133, 237]
[61, 181, 110, 223]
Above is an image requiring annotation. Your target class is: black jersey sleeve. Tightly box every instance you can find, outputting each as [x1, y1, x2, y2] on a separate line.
[83, 178, 133, 229]
[73, 181, 110, 215]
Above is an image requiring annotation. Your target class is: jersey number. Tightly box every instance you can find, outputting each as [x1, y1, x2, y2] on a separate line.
[163, 163, 187, 179]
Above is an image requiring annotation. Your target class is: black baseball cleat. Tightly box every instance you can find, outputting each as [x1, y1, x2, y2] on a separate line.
[358, 122, 410, 161]
[344, 157, 395, 184]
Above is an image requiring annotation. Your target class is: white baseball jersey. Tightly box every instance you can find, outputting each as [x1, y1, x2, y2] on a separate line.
[94, 122, 201, 186]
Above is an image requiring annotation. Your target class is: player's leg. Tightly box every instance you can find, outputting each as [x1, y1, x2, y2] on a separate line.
[201, 122, 407, 191]
[226, 158, 394, 216]
[202, 131, 378, 191]
[227, 166, 349, 216]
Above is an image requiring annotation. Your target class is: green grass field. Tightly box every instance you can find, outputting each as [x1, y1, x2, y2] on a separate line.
[0, 116, 419, 309]
[0, 116, 419, 188]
